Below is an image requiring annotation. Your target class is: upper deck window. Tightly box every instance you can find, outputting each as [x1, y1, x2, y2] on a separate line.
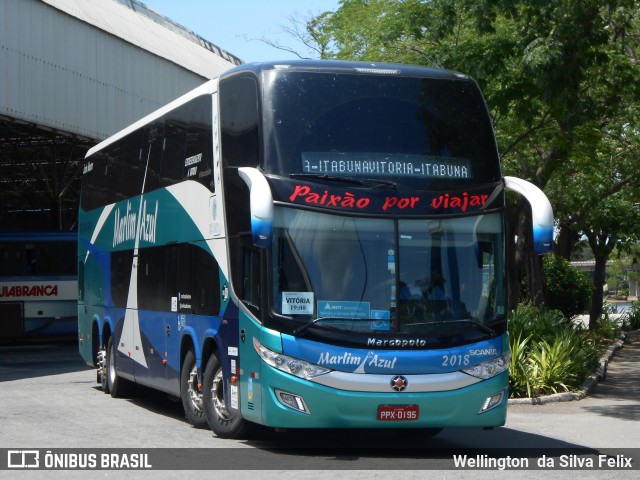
[262, 70, 500, 190]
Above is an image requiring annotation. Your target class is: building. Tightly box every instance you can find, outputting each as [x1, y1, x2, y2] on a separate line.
[0, 0, 241, 230]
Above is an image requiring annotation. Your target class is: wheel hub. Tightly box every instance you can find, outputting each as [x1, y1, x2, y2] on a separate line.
[188, 366, 204, 412]
[211, 369, 232, 420]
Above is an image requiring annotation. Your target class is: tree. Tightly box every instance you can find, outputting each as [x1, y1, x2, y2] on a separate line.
[306, 0, 640, 317]
[256, 10, 335, 59]
[581, 192, 640, 328]
[543, 254, 592, 318]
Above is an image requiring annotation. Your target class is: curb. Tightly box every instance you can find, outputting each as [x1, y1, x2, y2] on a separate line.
[507, 331, 634, 405]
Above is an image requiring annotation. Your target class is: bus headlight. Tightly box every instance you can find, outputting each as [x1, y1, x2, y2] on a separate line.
[462, 354, 511, 379]
[253, 338, 332, 379]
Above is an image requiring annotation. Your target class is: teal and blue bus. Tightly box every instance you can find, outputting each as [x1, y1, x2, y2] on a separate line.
[78, 61, 553, 438]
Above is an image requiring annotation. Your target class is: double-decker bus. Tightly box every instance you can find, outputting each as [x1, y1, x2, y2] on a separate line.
[0, 231, 77, 340]
[78, 60, 553, 438]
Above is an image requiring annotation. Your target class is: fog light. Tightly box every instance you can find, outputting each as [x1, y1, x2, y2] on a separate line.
[275, 389, 310, 414]
[479, 391, 505, 414]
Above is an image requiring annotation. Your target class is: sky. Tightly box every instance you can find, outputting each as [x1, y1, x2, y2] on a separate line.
[140, 0, 341, 63]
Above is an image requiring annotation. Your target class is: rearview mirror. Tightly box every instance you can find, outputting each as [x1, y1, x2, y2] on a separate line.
[238, 167, 273, 249]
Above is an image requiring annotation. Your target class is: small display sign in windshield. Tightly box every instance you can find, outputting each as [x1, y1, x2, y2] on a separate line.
[318, 300, 371, 319]
[302, 152, 472, 180]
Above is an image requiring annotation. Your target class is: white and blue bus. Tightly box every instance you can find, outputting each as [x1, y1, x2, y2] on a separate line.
[0, 231, 77, 340]
[78, 61, 553, 438]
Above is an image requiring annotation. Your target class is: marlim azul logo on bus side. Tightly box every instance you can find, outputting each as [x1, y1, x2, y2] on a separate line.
[112, 199, 158, 247]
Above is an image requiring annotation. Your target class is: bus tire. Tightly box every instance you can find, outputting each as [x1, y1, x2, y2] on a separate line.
[97, 348, 109, 393]
[180, 350, 208, 429]
[107, 337, 133, 398]
[203, 352, 250, 439]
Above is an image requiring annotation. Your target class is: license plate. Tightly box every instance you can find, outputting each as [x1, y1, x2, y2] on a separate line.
[377, 404, 419, 421]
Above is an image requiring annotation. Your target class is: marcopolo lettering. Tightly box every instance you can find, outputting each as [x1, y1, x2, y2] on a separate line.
[367, 337, 428, 348]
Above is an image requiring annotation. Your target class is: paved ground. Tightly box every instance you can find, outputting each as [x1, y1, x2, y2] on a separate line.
[0, 332, 638, 479]
[505, 330, 640, 449]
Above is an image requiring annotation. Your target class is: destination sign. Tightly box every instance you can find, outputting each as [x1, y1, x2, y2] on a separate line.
[302, 152, 472, 180]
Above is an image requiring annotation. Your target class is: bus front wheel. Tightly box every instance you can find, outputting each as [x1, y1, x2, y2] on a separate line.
[203, 352, 250, 439]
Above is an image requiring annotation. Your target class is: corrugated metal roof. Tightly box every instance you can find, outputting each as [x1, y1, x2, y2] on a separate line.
[41, 0, 243, 79]
[0, 0, 243, 229]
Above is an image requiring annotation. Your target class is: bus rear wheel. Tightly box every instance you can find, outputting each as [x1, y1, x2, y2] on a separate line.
[97, 348, 108, 393]
[180, 349, 208, 429]
[203, 353, 250, 439]
[106, 337, 133, 398]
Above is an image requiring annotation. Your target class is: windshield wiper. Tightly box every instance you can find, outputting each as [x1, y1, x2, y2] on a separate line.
[290, 173, 398, 190]
[368, 179, 397, 190]
[292, 317, 374, 336]
[289, 173, 365, 186]
[404, 319, 497, 337]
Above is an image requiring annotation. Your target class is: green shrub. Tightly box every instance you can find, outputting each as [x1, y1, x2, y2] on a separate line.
[622, 301, 640, 331]
[508, 303, 599, 398]
[509, 302, 572, 341]
[509, 333, 535, 398]
[543, 255, 592, 318]
[595, 311, 622, 340]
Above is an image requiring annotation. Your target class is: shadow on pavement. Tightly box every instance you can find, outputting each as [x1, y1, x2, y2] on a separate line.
[0, 339, 90, 382]
[232, 426, 598, 469]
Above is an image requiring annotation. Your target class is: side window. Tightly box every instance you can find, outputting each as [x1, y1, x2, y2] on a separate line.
[187, 245, 220, 315]
[119, 129, 147, 199]
[81, 151, 114, 211]
[111, 250, 134, 308]
[220, 75, 260, 168]
[82, 96, 214, 210]
[0, 242, 23, 276]
[158, 95, 214, 192]
[184, 96, 214, 191]
[27, 241, 77, 276]
[144, 121, 166, 193]
[137, 245, 178, 311]
[161, 117, 187, 186]
[233, 235, 261, 317]
[133, 243, 220, 316]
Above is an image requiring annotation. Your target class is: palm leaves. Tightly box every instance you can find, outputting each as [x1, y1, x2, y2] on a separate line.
[508, 304, 599, 398]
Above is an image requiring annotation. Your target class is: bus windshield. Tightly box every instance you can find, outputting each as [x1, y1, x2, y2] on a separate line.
[270, 207, 505, 336]
[262, 70, 501, 190]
